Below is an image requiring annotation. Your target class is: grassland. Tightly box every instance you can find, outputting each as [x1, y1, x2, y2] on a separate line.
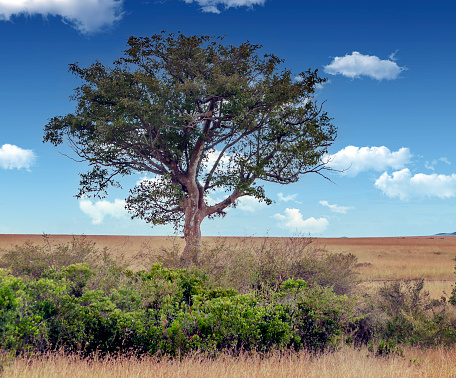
[2, 234, 455, 280]
[2, 234, 455, 297]
[3, 345, 456, 377]
[1, 233, 456, 377]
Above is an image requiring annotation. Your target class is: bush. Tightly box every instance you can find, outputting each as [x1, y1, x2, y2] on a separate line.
[152, 237, 359, 295]
[42, 263, 94, 297]
[0, 269, 65, 354]
[161, 294, 292, 356]
[277, 279, 357, 352]
[0, 236, 101, 279]
[358, 279, 456, 348]
[0, 255, 357, 357]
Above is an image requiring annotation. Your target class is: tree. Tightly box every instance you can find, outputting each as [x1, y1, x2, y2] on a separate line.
[44, 32, 336, 262]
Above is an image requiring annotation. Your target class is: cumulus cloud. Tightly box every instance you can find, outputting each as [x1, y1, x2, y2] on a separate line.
[319, 200, 353, 214]
[79, 198, 127, 224]
[274, 208, 328, 234]
[374, 169, 456, 200]
[183, 0, 264, 14]
[0, 144, 36, 170]
[236, 196, 267, 212]
[324, 51, 405, 80]
[0, 0, 124, 33]
[325, 146, 412, 177]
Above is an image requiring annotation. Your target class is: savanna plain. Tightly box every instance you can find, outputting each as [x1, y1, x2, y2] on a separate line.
[1, 234, 456, 377]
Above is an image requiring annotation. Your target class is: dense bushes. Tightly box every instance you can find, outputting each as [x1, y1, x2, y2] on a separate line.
[0, 265, 355, 356]
[2, 237, 456, 358]
[0, 239, 357, 356]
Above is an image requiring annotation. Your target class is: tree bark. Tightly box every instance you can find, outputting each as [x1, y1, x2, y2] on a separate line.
[181, 204, 205, 265]
[180, 174, 207, 264]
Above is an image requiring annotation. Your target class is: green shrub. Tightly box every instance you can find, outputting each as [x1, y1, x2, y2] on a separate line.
[160, 294, 292, 356]
[42, 263, 94, 297]
[7, 237, 456, 358]
[277, 279, 357, 352]
[0, 258, 358, 357]
[0, 269, 66, 354]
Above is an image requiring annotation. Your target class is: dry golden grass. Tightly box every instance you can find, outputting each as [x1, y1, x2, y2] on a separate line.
[358, 280, 455, 301]
[312, 236, 456, 282]
[2, 234, 455, 281]
[0, 234, 184, 258]
[2, 234, 456, 301]
[2, 345, 456, 378]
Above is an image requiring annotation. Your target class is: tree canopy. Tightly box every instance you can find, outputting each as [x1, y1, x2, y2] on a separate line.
[44, 32, 336, 261]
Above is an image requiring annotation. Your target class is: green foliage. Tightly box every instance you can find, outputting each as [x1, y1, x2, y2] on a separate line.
[160, 294, 292, 356]
[0, 241, 356, 357]
[278, 282, 356, 353]
[42, 263, 94, 297]
[0, 269, 63, 354]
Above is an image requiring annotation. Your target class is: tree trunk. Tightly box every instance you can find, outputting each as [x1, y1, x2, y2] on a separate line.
[181, 199, 205, 265]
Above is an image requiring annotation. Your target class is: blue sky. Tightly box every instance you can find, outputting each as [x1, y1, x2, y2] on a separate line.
[1, 0, 455, 237]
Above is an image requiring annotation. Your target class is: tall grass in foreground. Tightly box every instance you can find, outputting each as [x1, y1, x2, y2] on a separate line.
[2, 345, 456, 378]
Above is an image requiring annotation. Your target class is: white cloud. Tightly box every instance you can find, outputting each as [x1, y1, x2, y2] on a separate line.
[79, 198, 127, 224]
[0, 144, 36, 170]
[236, 196, 267, 212]
[324, 51, 405, 80]
[319, 200, 353, 214]
[374, 169, 456, 200]
[0, 0, 123, 33]
[325, 146, 412, 177]
[274, 208, 328, 234]
[183, 0, 264, 13]
[277, 192, 300, 203]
